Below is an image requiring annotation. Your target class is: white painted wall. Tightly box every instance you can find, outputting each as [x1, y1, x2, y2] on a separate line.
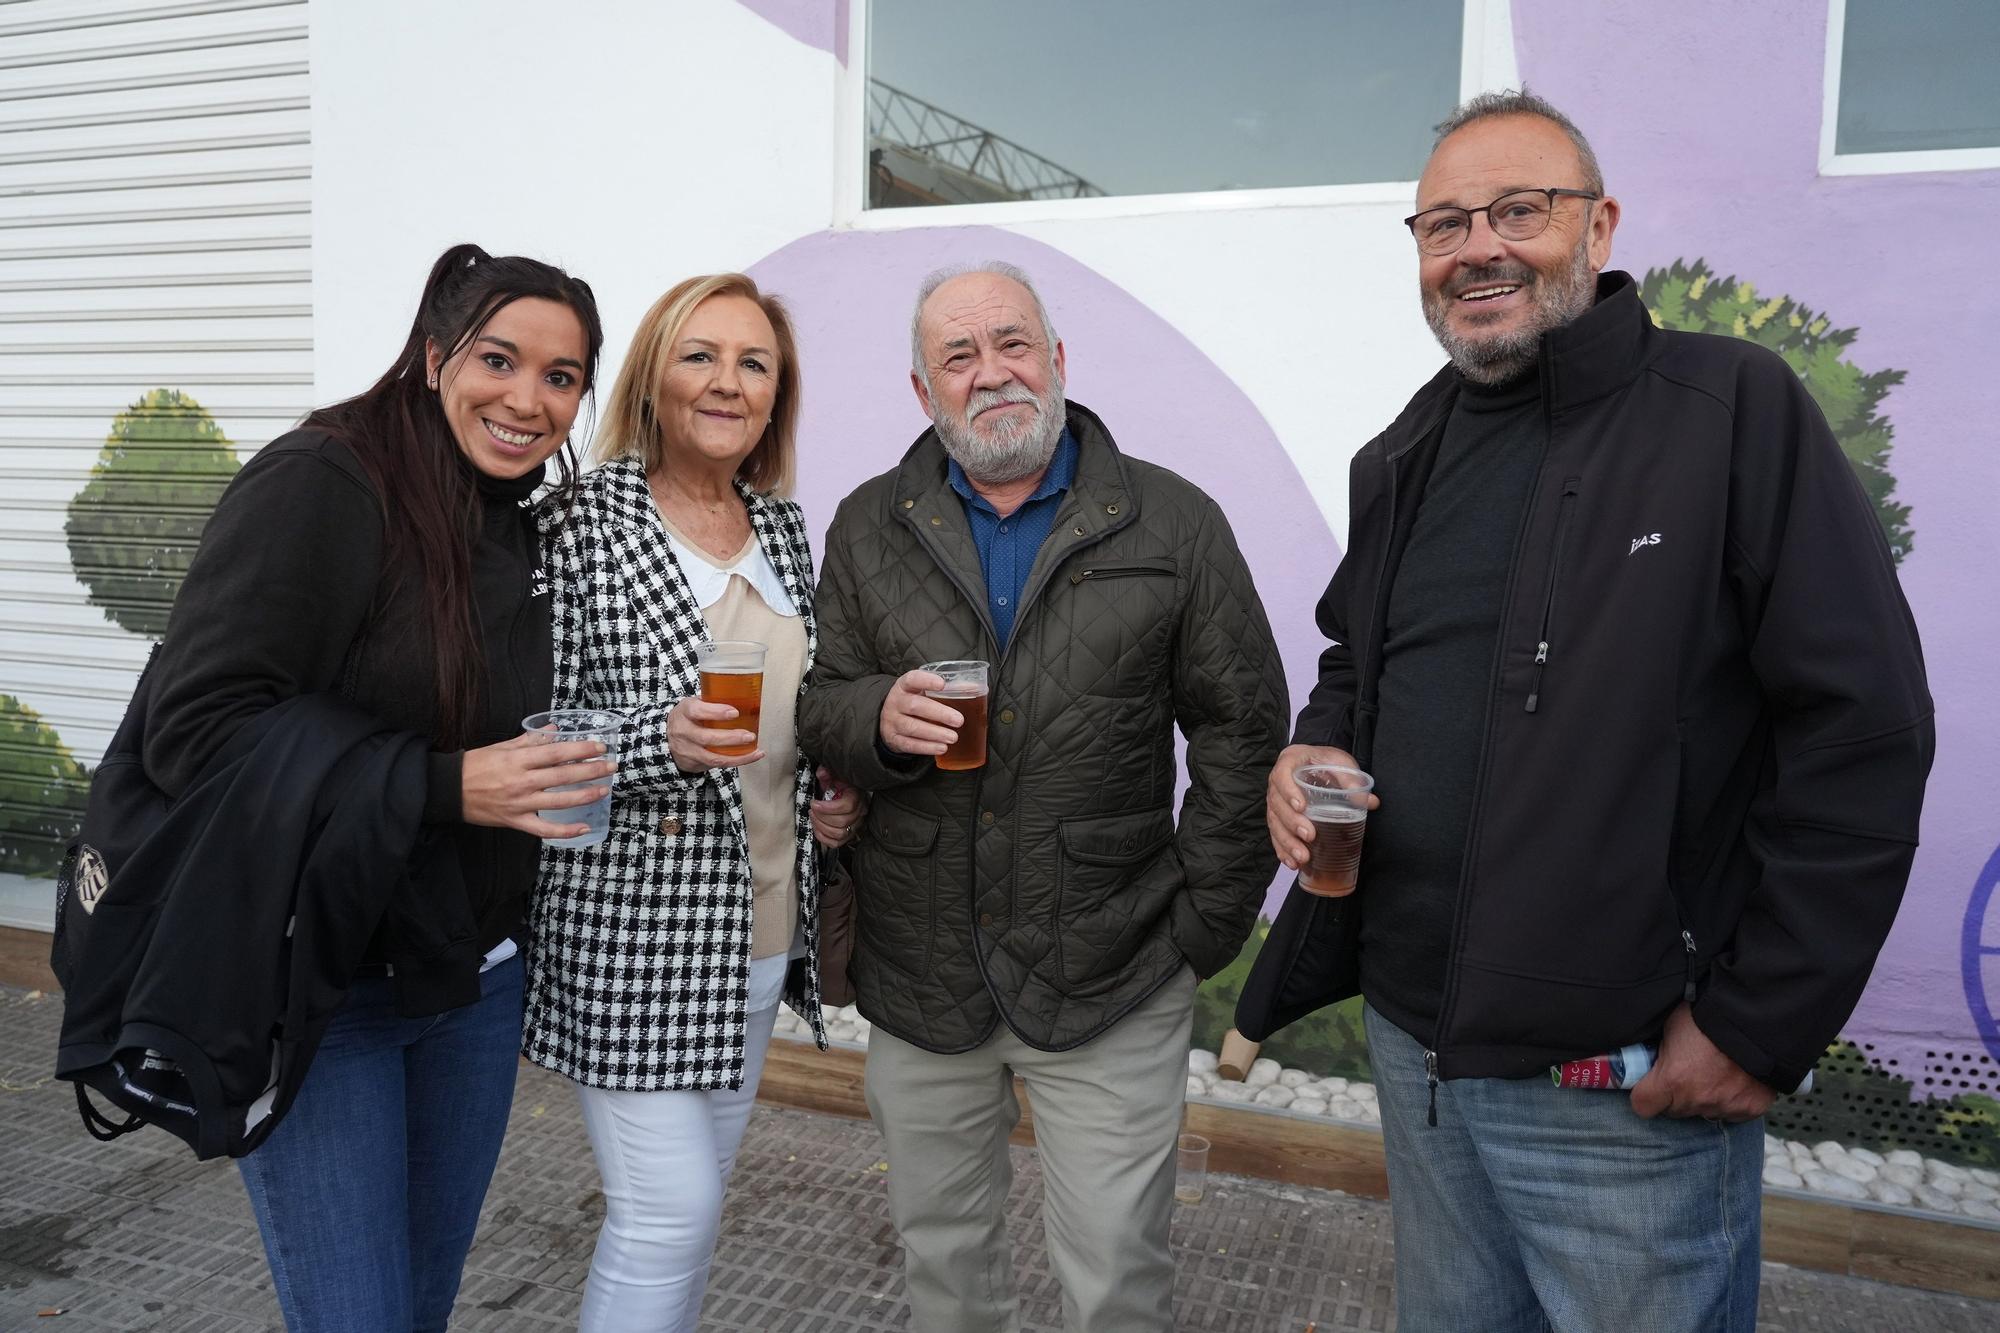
[310, 0, 841, 408]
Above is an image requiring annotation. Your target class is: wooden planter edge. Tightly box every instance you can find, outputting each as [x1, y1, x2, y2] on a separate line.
[758, 1036, 2000, 1304]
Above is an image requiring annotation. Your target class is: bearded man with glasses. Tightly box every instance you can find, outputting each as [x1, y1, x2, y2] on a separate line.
[1238, 90, 1932, 1332]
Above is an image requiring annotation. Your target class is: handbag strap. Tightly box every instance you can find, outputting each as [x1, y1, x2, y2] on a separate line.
[74, 1082, 145, 1142]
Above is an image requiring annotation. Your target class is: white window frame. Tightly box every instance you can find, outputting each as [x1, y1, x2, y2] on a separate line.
[835, 0, 1517, 228]
[1819, 0, 2000, 176]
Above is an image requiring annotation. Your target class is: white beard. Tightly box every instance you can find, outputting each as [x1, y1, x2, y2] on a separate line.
[933, 370, 1067, 485]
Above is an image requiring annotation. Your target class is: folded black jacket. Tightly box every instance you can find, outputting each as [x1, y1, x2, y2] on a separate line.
[1237, 273, 1934, 1093]
[53, 683, 475, 1158]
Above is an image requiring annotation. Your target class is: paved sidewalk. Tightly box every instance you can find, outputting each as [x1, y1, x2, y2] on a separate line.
[4, 985, 1999, 1330]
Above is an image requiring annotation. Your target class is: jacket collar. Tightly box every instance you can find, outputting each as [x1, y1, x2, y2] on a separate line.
[889, 400, 1136, 653]
[1379, 270, 1656, 459]
[585, 455, 813, 657]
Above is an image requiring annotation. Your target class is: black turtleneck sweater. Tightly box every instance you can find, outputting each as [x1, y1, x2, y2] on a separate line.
[145, 427, 553, 958]
[1358, 368, 1543, 1048]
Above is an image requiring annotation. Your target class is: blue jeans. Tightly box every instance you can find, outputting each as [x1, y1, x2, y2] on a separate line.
[238, 954, 525, 1332]
[1365, 1004, 1762, 1333]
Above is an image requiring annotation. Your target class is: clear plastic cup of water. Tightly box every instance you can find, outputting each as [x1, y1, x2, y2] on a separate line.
[522, 708, 627, 848]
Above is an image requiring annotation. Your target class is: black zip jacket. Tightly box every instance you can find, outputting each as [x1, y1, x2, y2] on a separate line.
[55, 689, 444, 1157]
[144, 428, 553, 994]
[1237, 273, 1933, 1093]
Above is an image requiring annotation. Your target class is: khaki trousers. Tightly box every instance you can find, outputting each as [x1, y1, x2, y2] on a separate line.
[863, 967, 1196, 1333]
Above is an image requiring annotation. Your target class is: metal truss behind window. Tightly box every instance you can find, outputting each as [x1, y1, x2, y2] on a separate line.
[865, 0, 1464, 211]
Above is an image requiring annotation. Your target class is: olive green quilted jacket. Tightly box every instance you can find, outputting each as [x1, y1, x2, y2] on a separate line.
[798, 403, 1287, 1053]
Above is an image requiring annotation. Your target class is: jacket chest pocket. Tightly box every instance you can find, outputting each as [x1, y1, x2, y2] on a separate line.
[1055, 558, 1179, 698]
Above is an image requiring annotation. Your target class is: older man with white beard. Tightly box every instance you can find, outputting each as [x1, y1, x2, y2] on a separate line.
[799, 261, 1286, 1332]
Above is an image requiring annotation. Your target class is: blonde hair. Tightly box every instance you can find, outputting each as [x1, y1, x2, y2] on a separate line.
[594, 273, 800, 495]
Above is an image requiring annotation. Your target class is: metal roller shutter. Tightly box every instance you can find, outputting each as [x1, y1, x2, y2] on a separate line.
[0, 0, 310, 928]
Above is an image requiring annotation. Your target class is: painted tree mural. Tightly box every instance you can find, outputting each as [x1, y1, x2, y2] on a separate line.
[64, 388, 242, 640]
[1641, 259, 1913, 562]
[0, 695, 91, 877]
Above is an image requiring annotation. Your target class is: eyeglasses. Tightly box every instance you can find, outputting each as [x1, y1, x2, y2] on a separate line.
[1404, 188, 1601, 256]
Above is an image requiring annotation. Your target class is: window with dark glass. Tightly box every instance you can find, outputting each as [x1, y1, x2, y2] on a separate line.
[866, 0, 1464, 209]
[1836, 0, 2000, 155]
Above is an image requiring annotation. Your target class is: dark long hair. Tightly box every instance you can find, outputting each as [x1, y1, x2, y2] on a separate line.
[307, 243, 603, 747]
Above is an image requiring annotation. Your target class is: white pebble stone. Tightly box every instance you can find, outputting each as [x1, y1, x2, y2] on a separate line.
[1354, 1102, 1381, 1123]
[1786, 1141, 1814, 1161]
[1829, 1157, 1878, 1185]
[1188, 1049, 1219, 1076]
[821, 1004, 841, 1021]
[1885, 1149, 1924, 1168]
[1847, 1146, 1885, 1167]
[1931, 1176, 1966, 1198]
[1928, 1160, 1970, 1182]
[1962, 1182, 1998, 1203]
[1959, 1199, 2000, 1222]
[1970, 1167, 1999, 1188]
[1253, 1085, 1297, 1108]
[1763, 1165, 1805, 1189]
[1186, 1076, 1208, 1100]
[1912, 1185, 1960, 1213]
[1245, 1058, 1282, 1087]
[1880, 1164, 1924, 1188]
[1812, 1141, 1847, 1163]
[1867, 1180, 1914, 1207]
[1207, 1081, 1255, 1103]
[1326, 1097, 1362, 1119]
[1291, 1098, 1329, 1118]
[1764, 1134, 1785, 1154]
[1349, 1083, 1378, 1102]
[1801, 1169, 1870, 1201]
[1278, 1068, 1313, 1089]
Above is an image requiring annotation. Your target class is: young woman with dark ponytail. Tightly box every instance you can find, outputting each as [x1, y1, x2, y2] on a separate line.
[143, 243, 606, 1330]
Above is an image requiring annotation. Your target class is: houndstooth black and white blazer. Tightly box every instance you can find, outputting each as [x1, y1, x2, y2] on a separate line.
[523, 457, 829, 1091]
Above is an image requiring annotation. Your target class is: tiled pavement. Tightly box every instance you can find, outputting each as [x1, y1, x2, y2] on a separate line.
[4, 986, 1999, 1330]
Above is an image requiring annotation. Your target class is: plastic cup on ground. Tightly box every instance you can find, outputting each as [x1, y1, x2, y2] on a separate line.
[1176, 1132, 1211, 1204]
[522, 708, 627, 848]
[697, 640, 767, 758]
[1294, 765, 1374, 897]
[921, 660, 989, 770]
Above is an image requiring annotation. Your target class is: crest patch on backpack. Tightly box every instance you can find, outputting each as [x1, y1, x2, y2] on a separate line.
[74, 845, 109, 915]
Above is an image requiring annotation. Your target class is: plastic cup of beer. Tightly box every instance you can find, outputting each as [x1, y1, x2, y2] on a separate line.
[1293, 765, 1374, 897]
[522, 708, 628, 848]
[697, 640, 766, 757]
[1175, 1132, 1211, 1205]
[922, 659, 989, 771]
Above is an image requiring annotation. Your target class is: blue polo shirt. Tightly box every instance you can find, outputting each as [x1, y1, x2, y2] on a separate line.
[946, 429, 1078, 647]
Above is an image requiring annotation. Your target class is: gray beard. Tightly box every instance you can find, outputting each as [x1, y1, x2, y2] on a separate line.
[1424, 236, 1598, 385]
[933, 374, 1067, 485]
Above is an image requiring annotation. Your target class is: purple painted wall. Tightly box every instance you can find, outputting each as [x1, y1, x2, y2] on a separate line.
[1516, 0, 2000, 1076]
[738, 0, 848, 64]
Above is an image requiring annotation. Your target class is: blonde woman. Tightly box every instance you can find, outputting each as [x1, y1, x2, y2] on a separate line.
[525, 274, 860, 1331]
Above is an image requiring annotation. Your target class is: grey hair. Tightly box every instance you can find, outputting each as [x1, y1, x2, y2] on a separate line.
[910, 260, 1059, 391]
[1431, 88, 1605, 197]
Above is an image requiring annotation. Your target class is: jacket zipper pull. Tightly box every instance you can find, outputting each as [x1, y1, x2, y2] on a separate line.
[1525, 641, 1550, 713]
[1682, 930, 1698, 1004]
[1424, 1049, 1440, 1127]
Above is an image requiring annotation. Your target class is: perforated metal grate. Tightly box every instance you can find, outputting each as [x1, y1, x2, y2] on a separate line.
[1765, 1042, 2000, 1166]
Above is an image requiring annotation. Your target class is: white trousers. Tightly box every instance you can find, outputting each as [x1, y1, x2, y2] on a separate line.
[573, 950, 790, 1333]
